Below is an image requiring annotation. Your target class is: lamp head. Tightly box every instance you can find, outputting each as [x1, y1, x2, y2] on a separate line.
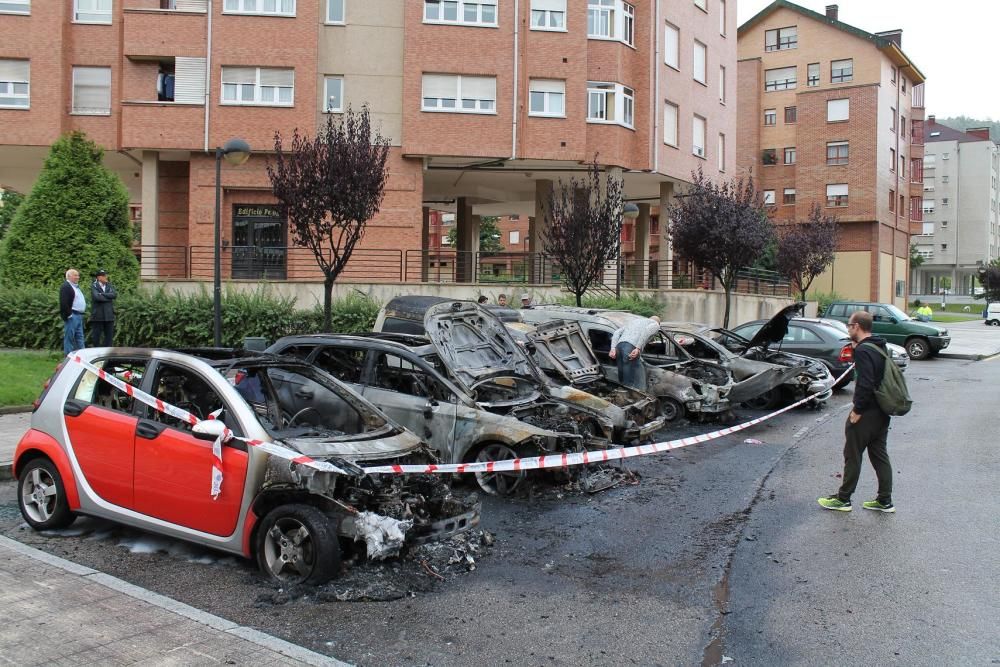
[222, 138, 251, 166]
[622, 202, 640, 220]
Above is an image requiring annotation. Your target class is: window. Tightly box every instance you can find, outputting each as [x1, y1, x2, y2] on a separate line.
[0, 59, 29, 108]
[763, 108, 776, 126]
[900, 194, 904, 212]
[827, 98, 849, 122]
[719, 0, 726, 35]
[222, 67, 294, 106]
[531, 0, 566, 30]
[807, 62, 819, 86]
[901, 77, 906, 93]
[830, 58, 853, 83]
[911, 158, 923, 183]
[763, 190, 776, 205]
[764, 66, 796, 91]
[694, 0, 706, 10]
[922, 199, 935, 214]
[889, 189, 895, 212]
[622, 2, 634, 46]
[326, 0, 344, 23]
[509, 230, 520, 244]
[588, 0, 634, 45]
[324, 75, 343, 112]
[900, 116, 906, 141]
[528, 79, 565, 117]
[942, 197, 949, 206]
[424, 0, 497, 26]
[663, 101, 678, 146]
[826, 183, 849, 207]
[224, 0, 295, 15]
[72, 66, 111, 115]
[764, 26, 797, 51]
[784, 106, 796, 123]
[783, 188, 796, 205]
[718, 133, 726, 171]
[890, 148, 896, 171]
[762, 148, 776, 165]
[664, 23, 679, 69]
[74, 0, 111, 22]
[692, 115, 706, 157]
[890, 107, 896, 132]
[422, 74, 496, 113]
[693, 41, 707, 84]
[718, 66, 726, 102]
[827, 141, 848, 165]
[586, 82, 633, 128]
[0, 0, 29, 14]
[784, 147, 796, 165]
[72, 358, 148, 414]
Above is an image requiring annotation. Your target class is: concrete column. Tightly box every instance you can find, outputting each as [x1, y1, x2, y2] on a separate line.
[140, 151, 159, 278]
[634, 203, 651, 289]
[658, 181, 676, 289]
[420, 206, 430, 282]
[455, 198, 479, 283]
[531, 179, 553, 283]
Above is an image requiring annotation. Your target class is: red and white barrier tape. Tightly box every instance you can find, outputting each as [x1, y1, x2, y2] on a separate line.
[71, 354, 851, 486]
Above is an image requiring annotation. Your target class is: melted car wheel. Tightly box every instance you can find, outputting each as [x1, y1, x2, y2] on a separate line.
[658, 397, 685, 422]
[474, 442, 526, 496]
[743, 388, 782, 411]
[18, 458, 76, 531]
[256, 504, 340, 585]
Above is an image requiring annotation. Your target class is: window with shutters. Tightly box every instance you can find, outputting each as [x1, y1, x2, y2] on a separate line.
[763, 190, 775, 205]
[223, 0, 295, 16]
[764, 66, 796, 91]
[0, 0, 30, 14]
[664, 22, 680, 69]
[807, 62, 819, 86]
[0, 59, 29, 108]
[663, 101, 678, 146]
[827, 98, 849, 122]
[74, 0, 111, 23]
[692, 115, 706, 158]
[326, 0, 344, 23]
[784, 147, 796, 165]
[173, 57, 206, 104]
[422, 74, 496, 113]
[424, 0, 497, 26]
[587, 81, 633, 128]
[764, 26, 796, 51]
[221, 67, 294, 106]
[826, 141, 849, 165]
[826, 183, 849, 208]
[719, 0, 726, 35]
[693, 41, 707, 84]
[719, 66, 726, 103]
[783, 188, 796, 205]
[718, 133, 726, 171]
[531, 0, 565, 30]
[784, 106, 796, 123]
[528, 79, 565, 117]
[324, 76, 343, 113]
[72, 66, 111, 115]
[763, 108, 776, 126]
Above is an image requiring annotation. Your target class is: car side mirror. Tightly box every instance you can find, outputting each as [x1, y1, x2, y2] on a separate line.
[193, 419, 227, 441]
[889, 317, 898, 324]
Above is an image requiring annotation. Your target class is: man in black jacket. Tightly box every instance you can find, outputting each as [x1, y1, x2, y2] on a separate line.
[90, 269, 118, 347]
[59, 268, 87, 354]
[818, 310, 895, 513]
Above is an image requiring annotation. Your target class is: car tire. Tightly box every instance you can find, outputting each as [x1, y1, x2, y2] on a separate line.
[905, 337, 930, 360]
[472, 442, 526, 496]
[658, 397, 685, 423]
[255, 504, 340, 585]
[742, 388, 782, 411]
[989, 320, 1000, 327]
[18, 458, 76, 531]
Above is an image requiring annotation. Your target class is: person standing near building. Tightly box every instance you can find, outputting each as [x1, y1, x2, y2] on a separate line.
[90, 269, 117, 347]
[818, 310, 895, 513]
[497, 293, 508, 307]
[59, 268, 86, 354]
[608, 315, 661, 389]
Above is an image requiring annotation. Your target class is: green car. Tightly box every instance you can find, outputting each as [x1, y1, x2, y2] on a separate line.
[822, 301, 949, 360]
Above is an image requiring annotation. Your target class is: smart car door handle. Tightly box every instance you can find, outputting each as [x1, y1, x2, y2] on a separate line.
[63, 400, 87, 417]
[136, 420, 168, 440]
[294, 391, 314, 399]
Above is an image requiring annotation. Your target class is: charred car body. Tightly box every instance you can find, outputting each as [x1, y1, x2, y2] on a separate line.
[375, 296, 663, 443]
[268, 302, 621, 495]
[14, 348, 478, 585]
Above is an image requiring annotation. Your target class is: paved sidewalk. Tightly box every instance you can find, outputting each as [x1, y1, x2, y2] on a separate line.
[935, 319, 1000, 360]
[0, 536, 347, 666]
[0, 411, 30, 480]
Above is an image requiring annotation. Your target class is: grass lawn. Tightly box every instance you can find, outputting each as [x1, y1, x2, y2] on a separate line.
[0, 350, 64, 408]
[930, 313, 984, 323]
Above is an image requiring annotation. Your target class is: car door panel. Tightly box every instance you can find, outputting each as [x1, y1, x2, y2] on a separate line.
[63, 400, 136, 509]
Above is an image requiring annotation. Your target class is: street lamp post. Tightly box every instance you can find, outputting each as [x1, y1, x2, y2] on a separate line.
[213, 138, 252, 347]
[620, 202, 640, 300]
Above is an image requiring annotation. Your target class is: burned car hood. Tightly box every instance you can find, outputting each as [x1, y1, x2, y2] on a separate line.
[279, 428, 424, 462]
[424, 301, 538, 393]
[524, 320, 603, 383]
[744, 302, 807, 350]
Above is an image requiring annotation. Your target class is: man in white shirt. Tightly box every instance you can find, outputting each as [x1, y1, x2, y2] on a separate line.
[608, 315, 661, 388]
[58, 268, 86, 354]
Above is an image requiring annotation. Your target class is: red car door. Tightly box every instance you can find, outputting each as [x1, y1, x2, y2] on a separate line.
[63, 399, 137, 510]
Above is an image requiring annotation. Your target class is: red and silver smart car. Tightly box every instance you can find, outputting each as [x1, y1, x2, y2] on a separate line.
[14, 348, 478, 584]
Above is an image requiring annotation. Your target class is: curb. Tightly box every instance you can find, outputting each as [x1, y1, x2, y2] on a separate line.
[0, 535, 350, 666]
[0, 405, 31, 415]
[0, 462, 11, 481]
[937, 352, 996, 361]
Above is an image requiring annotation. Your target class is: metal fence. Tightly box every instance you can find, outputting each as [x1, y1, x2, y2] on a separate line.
[135, 245, 791, 297]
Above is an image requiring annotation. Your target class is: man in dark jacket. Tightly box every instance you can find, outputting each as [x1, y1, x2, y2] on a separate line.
[818, 310, 895, 513]
[59, 268, 86, 354]
[89, 269, 118, 347]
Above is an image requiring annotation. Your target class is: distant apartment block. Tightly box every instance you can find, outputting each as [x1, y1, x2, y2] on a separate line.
[910, 118, 1000, 298]
[738, 1, 926, 307]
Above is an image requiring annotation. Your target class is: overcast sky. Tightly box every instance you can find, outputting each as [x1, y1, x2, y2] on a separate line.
[736, 0, 998, 120]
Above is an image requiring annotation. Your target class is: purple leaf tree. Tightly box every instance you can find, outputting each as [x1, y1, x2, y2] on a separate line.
[668, 168, 773, 327]
[775, 203, 839, 301]
[267, 108, 390, 331]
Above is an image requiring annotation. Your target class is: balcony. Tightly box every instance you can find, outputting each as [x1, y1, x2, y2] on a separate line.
[124, 6, 207, 58]
[121, 102, 204, 150]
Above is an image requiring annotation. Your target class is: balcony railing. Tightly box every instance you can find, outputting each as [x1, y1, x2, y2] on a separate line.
[136, 245, 792, 297]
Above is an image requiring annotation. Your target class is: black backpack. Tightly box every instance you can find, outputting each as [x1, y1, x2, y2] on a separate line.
[860, 342, 912, 416]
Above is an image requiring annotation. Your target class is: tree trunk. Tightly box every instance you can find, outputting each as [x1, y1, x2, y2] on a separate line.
[576, 291, 583, 306]
[323, 275, 335, 332]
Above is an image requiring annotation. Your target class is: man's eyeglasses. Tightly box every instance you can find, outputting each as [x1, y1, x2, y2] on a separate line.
[847, 322, 859, 328]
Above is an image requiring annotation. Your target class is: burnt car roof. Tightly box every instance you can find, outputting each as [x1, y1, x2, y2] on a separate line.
[273, 334, 436, 353]
[383, 295, 524, 324]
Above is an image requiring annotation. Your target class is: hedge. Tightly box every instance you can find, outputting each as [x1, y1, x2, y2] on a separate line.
[0, 286, 380, 350]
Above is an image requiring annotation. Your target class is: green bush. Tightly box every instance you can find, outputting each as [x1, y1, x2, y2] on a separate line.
[558, 292, 662, 317]
[0, 286, 381, 350]
[808, 290, 845, 316]
[0, 132, 139, 291]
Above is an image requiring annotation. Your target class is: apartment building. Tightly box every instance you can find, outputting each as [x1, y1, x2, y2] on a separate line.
[0, 0, 736, 289]
[737, 1, 926, 307]
[911, 118, 1000, 299]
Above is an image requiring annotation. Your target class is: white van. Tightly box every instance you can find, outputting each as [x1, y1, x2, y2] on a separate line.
[985, 303, 1000, 326]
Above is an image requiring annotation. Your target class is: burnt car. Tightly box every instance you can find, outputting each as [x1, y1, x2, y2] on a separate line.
[268, 302, 620, 496]
[518, 306, 793, 421]
[374, 296, 664, 443]
[14, 349, 478, 586]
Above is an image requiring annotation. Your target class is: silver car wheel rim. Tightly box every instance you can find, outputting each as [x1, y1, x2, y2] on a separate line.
[263, 519, 314, 580]
[474, 443, 525, 496]
[22, 468, 58, 523]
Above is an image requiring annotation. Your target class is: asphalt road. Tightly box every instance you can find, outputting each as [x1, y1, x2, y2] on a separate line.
[1, 356, 997, 666]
